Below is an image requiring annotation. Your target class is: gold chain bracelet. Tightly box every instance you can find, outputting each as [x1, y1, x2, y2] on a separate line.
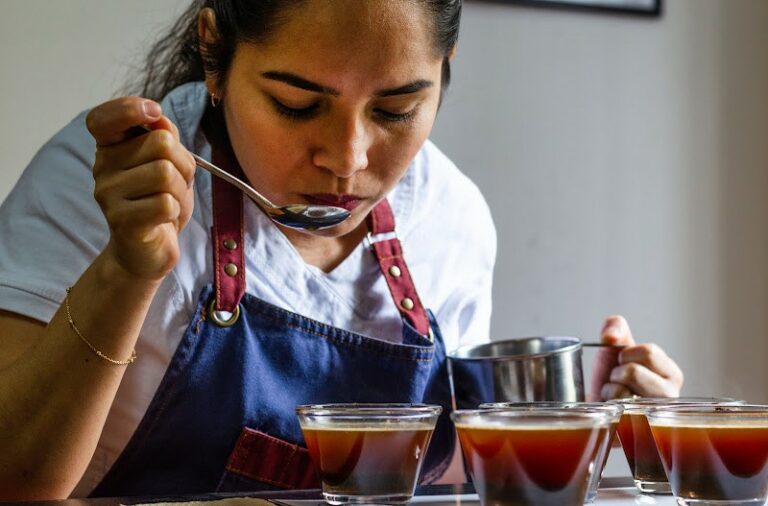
[64, 287, 137, 365]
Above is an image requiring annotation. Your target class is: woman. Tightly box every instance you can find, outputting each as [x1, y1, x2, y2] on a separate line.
[0, 0, 683, 499]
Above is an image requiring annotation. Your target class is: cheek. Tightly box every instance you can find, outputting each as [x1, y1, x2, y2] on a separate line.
[371, 123, 433, 181]
[226, 112, 305, 185]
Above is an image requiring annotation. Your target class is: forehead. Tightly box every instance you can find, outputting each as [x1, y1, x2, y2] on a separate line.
[237, 0, 441, 87]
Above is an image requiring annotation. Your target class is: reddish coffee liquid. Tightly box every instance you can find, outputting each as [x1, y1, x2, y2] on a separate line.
[456, 424, 607, 506]
[651, 424, 768, 501]
[303, 426, 433, 497]
[616, 413, 668, 483]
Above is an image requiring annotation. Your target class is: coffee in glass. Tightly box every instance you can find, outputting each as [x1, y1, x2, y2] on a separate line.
[296, 403, 441, 505]
[609, 397, 743, 494]
[647, 405, 768, 506]
[478, 401, 623, 503]
[452, 408, 614, 506]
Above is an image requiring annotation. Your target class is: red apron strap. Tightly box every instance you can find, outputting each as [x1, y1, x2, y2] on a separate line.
[211, 145, 246, 313]
[224, 427, 320, 489]
[366, 200, 432, 338]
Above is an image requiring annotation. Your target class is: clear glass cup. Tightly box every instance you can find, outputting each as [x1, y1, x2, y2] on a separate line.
[451, 407, 615, 506]
[608, 397, 744, 494]
[646, 405, 768, 506]
[296, 403, 442, 505]
[479, 402, 623, 503]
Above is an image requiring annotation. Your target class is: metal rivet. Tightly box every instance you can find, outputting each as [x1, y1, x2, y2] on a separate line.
[224, 263, 238, 276]
[401, 297, 414, 310]
[388, 266, 402, 277]
[223, 239, 237, 250]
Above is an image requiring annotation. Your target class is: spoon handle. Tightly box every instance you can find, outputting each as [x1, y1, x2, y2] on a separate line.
[190, 153, 277, 211]
[135, 125, 278, 212]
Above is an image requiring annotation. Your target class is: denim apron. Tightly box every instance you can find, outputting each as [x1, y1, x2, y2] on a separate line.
[90, 142, 454, 497]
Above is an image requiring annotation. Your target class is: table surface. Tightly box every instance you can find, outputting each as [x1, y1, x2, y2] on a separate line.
[4, 478, 679, 506]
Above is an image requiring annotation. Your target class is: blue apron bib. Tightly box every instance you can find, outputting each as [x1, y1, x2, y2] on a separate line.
[90, 137, 454, 496]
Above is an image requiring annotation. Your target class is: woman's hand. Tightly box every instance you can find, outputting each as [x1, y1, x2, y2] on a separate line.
[598, 315, 684, 399]
[86, 97, 196, 281]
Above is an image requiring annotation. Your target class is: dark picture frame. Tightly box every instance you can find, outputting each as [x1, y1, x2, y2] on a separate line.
[496, 0, 662, 17]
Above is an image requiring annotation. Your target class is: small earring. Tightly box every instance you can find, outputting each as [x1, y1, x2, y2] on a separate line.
[210, 93, 221, 108]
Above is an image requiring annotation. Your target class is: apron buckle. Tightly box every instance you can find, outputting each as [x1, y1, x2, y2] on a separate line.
[365, 230, 398, 249]
[208, 298, 241, 327]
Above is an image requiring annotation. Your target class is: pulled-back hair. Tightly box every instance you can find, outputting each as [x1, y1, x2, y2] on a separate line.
[134, 0, 462, 101]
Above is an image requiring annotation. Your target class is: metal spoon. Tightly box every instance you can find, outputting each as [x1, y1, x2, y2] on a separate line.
[191, 153, 350, 230]
[136, 125, 351, 230]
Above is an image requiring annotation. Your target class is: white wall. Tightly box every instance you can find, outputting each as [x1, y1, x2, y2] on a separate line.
[432, 0, 768, 403]
[0, 0, 186, 198]
[2, 1, 767, 401]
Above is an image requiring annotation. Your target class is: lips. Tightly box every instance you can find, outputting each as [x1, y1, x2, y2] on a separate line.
[304, 193, 363, 211]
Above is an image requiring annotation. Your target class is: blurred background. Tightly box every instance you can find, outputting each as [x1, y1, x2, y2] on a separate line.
[1, 0, 767, 474]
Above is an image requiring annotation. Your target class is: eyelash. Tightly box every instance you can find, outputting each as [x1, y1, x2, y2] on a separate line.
[271, 98, 417, 124]
[272, 99, 320, 120]
[375, 108, 418, 124]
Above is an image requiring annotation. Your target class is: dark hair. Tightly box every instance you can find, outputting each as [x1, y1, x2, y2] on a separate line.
[134, 0, 462, 102]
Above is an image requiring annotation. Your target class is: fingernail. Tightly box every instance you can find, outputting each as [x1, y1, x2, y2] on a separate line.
[603, 326, 621, 337]
[188, 155, 196, 188]
[142, 100, 162, 120]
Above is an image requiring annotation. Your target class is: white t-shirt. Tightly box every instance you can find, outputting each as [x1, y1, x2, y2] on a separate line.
[0, 82, 496, 496]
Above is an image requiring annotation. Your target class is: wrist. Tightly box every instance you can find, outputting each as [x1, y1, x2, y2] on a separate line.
[95, 246, 165, 295]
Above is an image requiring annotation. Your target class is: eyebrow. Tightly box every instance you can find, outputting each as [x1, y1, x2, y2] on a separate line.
[260, 71, 434, 98]
[375, 80, 434, 97]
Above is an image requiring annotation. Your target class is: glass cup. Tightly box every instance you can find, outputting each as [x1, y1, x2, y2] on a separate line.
[296, 403, 442, 505]
[452, 407, 615, 506]
[479, 402, 623, 503]
[646, 405, 768, 506]
[608, 397, 744, 494]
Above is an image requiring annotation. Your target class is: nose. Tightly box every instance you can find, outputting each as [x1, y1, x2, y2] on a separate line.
[312, 116, 370, 178]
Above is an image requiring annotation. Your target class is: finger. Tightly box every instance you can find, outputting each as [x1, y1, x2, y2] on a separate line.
[600, 315, 636, 346]
[95, 161, 191, 207]
[123, 116, 180, 141]
[147, 115, 181, 141]
[600, 382, 634, 401]
[609, 362, 679, 397]
[86, 97, 163, 147]
[619, 343, 684, 385]
[94, 129, 195, 187]
[176, 186, 195, 231]
[106, 193, 182, 239]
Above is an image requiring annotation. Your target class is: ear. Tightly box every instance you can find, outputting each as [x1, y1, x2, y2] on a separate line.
[447, 44, 457, 61]
[197, 8, 220, 96]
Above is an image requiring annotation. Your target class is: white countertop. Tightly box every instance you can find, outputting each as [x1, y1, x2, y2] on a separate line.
[593, 487, 676, 505]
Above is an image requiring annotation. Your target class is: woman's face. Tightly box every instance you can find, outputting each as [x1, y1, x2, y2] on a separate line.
[216, 0, 445, 237]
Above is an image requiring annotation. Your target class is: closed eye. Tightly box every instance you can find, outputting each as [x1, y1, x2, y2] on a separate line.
[271, 97, 320, 120]
[374, 107, 418, 123]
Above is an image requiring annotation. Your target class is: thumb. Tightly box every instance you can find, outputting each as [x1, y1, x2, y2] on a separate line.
[601, 315, 636, 346]
[86, 97, 163, 147]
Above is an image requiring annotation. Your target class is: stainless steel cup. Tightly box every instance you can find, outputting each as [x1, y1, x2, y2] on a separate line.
[448, 337, 585, 409]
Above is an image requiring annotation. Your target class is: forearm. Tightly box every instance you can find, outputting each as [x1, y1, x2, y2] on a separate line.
[0, 252, 162, 500]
